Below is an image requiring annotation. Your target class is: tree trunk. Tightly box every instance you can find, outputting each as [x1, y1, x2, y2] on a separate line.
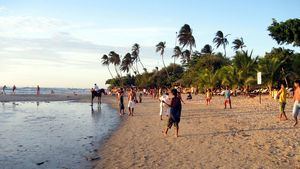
[107, 66, 114, 79]
[161, 54, 170, 79]
[223, 44, 226, 57]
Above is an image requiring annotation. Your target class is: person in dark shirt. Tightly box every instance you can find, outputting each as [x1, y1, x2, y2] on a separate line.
[117, 88, 125, 116]
[162, 89, 182, 138]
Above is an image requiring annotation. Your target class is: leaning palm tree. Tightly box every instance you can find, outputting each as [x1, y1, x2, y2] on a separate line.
[177, 24, 196, 61]
[101, 54, 114, 79]
[120, 53, 133, 73]
[156, 41, 170, 78]
[132, 43, 146, 73]
[201, 44, 213, 54]
[232, 37, 246, 51]
[213, 30, 230, 56]
[108, 51, 121, 77]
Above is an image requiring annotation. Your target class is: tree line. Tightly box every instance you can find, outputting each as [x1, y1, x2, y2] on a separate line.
[102, 18, 300, 92]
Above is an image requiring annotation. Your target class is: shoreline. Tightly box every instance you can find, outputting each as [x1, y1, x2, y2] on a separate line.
[1, 94, 299, 168]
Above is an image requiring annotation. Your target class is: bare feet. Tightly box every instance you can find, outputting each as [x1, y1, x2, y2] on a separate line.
[293, 122, 298, 127]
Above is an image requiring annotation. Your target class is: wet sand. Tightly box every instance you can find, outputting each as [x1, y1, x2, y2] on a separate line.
[95, 95, 300, 169]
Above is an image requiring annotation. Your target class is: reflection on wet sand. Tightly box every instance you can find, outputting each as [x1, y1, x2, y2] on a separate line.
[0, 101, 120, 169]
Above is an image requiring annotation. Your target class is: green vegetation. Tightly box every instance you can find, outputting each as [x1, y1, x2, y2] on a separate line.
[102, 19, 300, 91]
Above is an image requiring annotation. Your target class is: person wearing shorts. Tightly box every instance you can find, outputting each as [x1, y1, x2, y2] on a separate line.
[163, 89, 182, 138]
[292, 80, 300, 127]
[117, 88, 125, 116]
[224, 86, 232, 109]
[128, 88, 136, 116]
[277, 83, 288, 121]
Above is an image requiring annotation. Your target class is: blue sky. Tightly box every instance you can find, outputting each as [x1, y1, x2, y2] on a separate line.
[0, 0, 299, 88]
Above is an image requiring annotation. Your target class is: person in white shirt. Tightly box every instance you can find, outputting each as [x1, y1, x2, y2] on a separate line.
[94, 84, 99, 92]
[159, 92, 170, 120]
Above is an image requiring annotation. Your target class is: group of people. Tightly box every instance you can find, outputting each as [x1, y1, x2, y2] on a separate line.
[110, 80, 300, 138]
[1, 85, 41, 95]
[116, 87, 141, 116]
[1, 85, 16, 95]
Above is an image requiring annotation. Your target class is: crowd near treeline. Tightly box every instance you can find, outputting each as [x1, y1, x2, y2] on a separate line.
[102, 18, 300, 93]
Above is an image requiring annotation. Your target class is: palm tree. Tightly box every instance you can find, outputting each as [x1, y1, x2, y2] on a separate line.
[232, 50, 258, 88]
[181, 49, 191, 64]
[120, 53, 133, 73]
[132, 43, 147, 73]
[108, 51, 121, 77]
[232, 37, 246, 51]
[156, 41, 170, 78]
[201, 44, 213, 54]
[101, 54, 114, 78]
[178, 24, 196, 61]
[258, 57, 286, 92]
[172, 46, 182, 64]
[213, 31, 230, 56]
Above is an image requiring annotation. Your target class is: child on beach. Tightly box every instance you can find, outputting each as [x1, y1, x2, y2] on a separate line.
[117, 88, 125, 116]
[159, 92, 170, 120]
[276, 83, 288, 121]
[292, 80, 300, 127]
[224, 86, 232, 109]
[206, 89, 212, 105]
[162, 89, 182, 138]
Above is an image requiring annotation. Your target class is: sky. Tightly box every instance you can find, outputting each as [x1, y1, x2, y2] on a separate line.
[0, 0, 299, 88]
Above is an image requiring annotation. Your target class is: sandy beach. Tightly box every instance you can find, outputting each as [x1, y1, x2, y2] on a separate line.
[1, 94, 299, 168]
[94, 95, 300, 169]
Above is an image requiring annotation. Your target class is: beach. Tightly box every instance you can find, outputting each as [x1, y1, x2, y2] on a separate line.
[1, 94, 299, 168]
[94, 94, 300, 169]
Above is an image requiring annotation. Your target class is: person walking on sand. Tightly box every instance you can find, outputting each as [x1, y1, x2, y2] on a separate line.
[292, 80, 300, 127]
[117, 88, 125, 116]
[37, 85, 40, 96]
[163, 89, 182, 138]
[128, 88, 136, 116]
[206, 89, 212, 105]
[12, 85, 16, 95]
[159, 92, 169, 120]
[224, 86, 232, 109]
[276, 83, 288, 121]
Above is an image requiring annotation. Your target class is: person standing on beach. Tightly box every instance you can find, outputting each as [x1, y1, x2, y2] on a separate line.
[276, 83, 288, 121]
[206, 89, 212, 105]
[2, 85, 7, 95]
[117, 88, 125, 116]
[224, 86, 232, 109]
[37, 85, 40, 96]
[12, 85, 16, 95]
[128, 88, 136, 116]
[292, 80, 300, 127]
[163, 89, 182, 138]
[159, 92, 169, 120]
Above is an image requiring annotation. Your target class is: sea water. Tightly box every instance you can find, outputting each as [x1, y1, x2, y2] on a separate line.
[1, 87, 90, 95]
[0, 101, 120, 169]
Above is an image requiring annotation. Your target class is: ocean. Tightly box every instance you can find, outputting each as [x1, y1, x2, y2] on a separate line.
[1, 87, 90, 95]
